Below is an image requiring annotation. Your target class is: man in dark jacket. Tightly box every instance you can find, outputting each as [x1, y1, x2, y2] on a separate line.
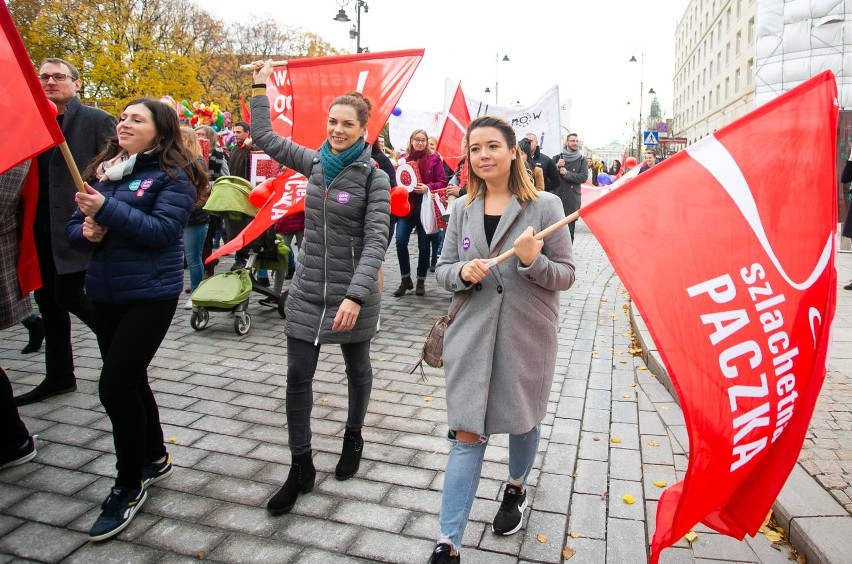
[228, 122, 252, 181]
[552, 133, 587, 241]
[524, 133, 560, 192]
[15, 58, 116, 406]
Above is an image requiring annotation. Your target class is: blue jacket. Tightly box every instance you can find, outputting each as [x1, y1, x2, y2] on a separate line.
[67, 153, 195, 304]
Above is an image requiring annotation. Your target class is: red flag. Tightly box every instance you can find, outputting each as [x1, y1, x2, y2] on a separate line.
[206, 169, 308, 264]
[580, 71, 838, 561]
[436, 82, 471, 171]
[264, 49, 423, 148]
[0, 2, 65, 175]
[239, 94, 251, 124]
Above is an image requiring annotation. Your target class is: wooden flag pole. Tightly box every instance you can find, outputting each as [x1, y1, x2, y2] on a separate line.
[57, 141, 86, 194]
[486, 210, 580, 268]
[239, 61, 288, 71]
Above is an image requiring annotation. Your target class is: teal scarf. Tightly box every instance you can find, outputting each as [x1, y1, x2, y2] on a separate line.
[319, 139, 365, 187]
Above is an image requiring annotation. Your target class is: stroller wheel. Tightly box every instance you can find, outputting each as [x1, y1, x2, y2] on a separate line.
[190, 309, 209, 330]
[277, 290, 288, 318]
[234, 313, 251, 335]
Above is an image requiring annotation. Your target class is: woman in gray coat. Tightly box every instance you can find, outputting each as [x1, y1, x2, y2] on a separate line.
[249, 61, 390, 515]
[428, 116, 576, 564]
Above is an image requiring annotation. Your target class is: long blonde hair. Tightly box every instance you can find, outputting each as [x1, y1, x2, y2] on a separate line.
[465, 116, 539, 204]
[180, 126, 201, 160]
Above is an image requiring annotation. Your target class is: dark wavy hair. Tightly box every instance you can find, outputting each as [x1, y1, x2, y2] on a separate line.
[83, 98, 208, 197]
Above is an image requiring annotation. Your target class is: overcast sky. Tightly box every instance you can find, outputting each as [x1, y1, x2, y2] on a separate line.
[201, 0, 691, 148]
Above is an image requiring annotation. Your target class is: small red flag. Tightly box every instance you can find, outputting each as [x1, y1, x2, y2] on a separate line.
[239, 94, 251, 124]
[580, 71, 838, 561]
[436, 82, 471, 171]
[0, 2, 64, 175]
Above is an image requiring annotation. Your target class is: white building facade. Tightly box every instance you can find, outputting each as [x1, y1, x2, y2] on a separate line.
[673, 0, 758, 144]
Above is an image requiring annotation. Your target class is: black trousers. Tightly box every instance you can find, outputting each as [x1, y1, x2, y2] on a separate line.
[286, 337, 373, 456]
[33, 225, 96, 383]
[0, 368, 30, 453]
[94, 299, 175, 489]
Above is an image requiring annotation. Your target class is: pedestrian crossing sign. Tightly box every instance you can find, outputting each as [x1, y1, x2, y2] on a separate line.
[643, 131, 659, 146]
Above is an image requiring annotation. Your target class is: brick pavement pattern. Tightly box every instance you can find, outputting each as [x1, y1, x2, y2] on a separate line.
[1, 220, 795, 563]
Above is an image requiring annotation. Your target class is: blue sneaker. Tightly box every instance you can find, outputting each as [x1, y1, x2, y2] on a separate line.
[141, 455, 173, 489]
[89, 486, 147, 541]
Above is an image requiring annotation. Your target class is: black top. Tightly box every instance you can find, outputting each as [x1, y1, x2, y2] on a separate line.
[484, 214, 501, 247]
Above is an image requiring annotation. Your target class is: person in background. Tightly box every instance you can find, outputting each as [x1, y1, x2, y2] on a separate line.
[394, 129, 446, 296]
[180, 127, 212, 309]
[552, 133, 587, 240]
[250, 60, 390, 515]
[428, 116, 575, 563]
[639, 149, 656, 174]
[67, 98, 203, 541]
[523, 133, 560, 192]
[15, 57, 116, 406]
[842, 139, 852, 290]
[609, 159, 622, 177]
[0, 163, 40, 470]
[518, 138, 544, 190]
[195, 125, 229, 278]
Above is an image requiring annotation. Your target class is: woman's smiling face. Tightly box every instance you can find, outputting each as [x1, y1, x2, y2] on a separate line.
[327, 104, 365, 153]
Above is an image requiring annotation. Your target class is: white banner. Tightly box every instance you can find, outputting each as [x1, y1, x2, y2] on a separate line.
[387, 110, 442, 156]
[461, 85, 563, 158]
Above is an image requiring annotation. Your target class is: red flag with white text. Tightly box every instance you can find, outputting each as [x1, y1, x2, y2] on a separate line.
[207, 169, 308, 264]
[0, 2, 65, 175]
[580, 71, 838, 561]
[436, 82, 471, 171]
[264, 49, 423, 149]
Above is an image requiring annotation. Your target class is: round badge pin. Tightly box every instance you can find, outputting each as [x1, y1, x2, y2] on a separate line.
[140, 178, 154, 190]
[462, 237, 471, 250]
[129, 180, 142, 191]
[337, 192, 351, 204]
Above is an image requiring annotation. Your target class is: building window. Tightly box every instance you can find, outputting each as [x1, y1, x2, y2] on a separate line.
[737, 0, 743, 18]
[710, 61, 714, 80]
[725, 77, 730, 98]
[709, 90, 713, 108]
[717, 52, 722, 70]
[726, 43, 731, 65]
[748, 17, 755, 43]
[726, 7, 732, 30]
[747, 59, 754, 85]
[716, 84, 721, 102]
[735, 69, 741, 93]
[736, 31, 742, 54]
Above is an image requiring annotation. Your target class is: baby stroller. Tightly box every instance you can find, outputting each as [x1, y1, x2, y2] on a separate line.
[190, 177, 289, 334]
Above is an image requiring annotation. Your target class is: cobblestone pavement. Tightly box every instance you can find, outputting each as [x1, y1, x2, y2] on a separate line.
[0, 220, 799, 563]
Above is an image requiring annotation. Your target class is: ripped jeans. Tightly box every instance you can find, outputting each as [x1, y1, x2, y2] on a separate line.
[438, 424, 541, 550]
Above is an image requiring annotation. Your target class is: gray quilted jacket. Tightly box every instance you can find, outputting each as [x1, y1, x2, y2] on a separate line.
[250, 95, 390, 344]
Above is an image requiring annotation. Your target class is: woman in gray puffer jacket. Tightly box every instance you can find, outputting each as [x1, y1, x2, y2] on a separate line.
[249, 60, 390, 516]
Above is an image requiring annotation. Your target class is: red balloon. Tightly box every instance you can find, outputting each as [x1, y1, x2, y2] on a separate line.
[45, 99, 58, 117]
[389, 186, 411, 217]
[624, 156, 638, 167]
[249, 180, 273, 207]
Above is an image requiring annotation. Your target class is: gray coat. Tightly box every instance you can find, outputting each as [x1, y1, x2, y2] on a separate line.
[436, 191, 576, 435]
[250, 95, 390, 344]
[45, 97, 116, 274]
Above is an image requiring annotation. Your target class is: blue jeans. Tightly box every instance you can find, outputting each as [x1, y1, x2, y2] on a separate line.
[438, 425, 541, 550]
[184, 223, 208, 292]
[395, 216, 432, 280]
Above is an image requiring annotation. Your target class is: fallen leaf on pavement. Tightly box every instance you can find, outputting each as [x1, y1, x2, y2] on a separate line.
[320, 397, 329, 405]
[661, 406, 669, 411]
[653, 480, 667, 488]
[563, 547, 576, 559]
[611, 438, 622, 443]
[168, 438, 178, 444]
[622, 494, 635, 504]
[628, 382, 637, 387]
[764, 529, 783, 542]
[592, 437, 600, 441]
[684, 531, 698, 543]
[197, 550, 206, 560]
[648, 440, 660, 447]
[569, 531, 580, 538]
[536, 533, 549, 543]
[424, 396, 433, 402]
[622, 394, 631, 398]
[638, 367, 647, 371]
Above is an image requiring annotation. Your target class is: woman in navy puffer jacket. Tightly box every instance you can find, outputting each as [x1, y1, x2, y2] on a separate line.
[67, 98, 206, 543]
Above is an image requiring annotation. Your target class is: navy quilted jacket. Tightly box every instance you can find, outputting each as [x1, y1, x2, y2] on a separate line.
[66, 153, 195, 304]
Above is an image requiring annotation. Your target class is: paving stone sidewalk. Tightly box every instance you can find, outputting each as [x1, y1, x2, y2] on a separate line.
[1, 221, 797, 563]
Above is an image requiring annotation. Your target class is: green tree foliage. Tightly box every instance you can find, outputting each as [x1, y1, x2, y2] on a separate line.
[9, 0, 339, 116]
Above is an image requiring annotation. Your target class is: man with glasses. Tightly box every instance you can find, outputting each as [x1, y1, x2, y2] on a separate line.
[14, 58, 116, 406]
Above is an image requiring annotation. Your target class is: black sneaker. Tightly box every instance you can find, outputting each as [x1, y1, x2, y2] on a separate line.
[491, 483, 527, 535]
[88, 486, 147, 541]
[0, 436, 37, 470]
[427, 542, 459, 563]
[141, 454, 172, 489]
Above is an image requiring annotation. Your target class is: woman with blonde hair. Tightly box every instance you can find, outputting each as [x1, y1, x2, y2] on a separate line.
[428, 115, 576, 563]
[179, 127, 211, 307]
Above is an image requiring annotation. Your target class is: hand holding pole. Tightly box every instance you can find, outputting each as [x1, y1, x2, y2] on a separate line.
[485, 211, 579, 268]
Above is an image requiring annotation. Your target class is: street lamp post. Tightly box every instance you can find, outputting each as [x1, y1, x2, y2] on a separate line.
[494, 51, 509, 105]
[333, 0, 369, 54]
[629, 54, 655, 158]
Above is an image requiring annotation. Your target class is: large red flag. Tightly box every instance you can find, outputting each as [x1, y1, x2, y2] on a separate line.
[264, 49, 423, 149]
[0, 2, 64, 175]
[207, 169, 307, 264]
[436, 82, 471, 171]
[580, 71, 838, 561]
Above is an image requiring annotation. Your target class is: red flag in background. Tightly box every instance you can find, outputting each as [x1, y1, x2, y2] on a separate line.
[0, 2, 65, 175]
[207, 169, 308, 264]
[580, 71, 838, 562]
[436, 82, 471, 171]
[264, 49, 424, 148]
[239, 94, 251, 124]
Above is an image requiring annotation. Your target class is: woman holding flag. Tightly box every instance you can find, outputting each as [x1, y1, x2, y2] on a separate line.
[249, 60, 390, 515]
[428, 116, 575, 563]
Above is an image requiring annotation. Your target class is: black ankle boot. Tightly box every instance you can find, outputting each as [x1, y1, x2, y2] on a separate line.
[267, 451, 315, 515]
[21, 315, 44, 354]
[335, 430, 364, 481]
[416, 280, 426, 296]
[393, 277, 413, 297]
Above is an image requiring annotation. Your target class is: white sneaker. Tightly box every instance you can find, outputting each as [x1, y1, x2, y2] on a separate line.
[183, 298, 193, 310]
